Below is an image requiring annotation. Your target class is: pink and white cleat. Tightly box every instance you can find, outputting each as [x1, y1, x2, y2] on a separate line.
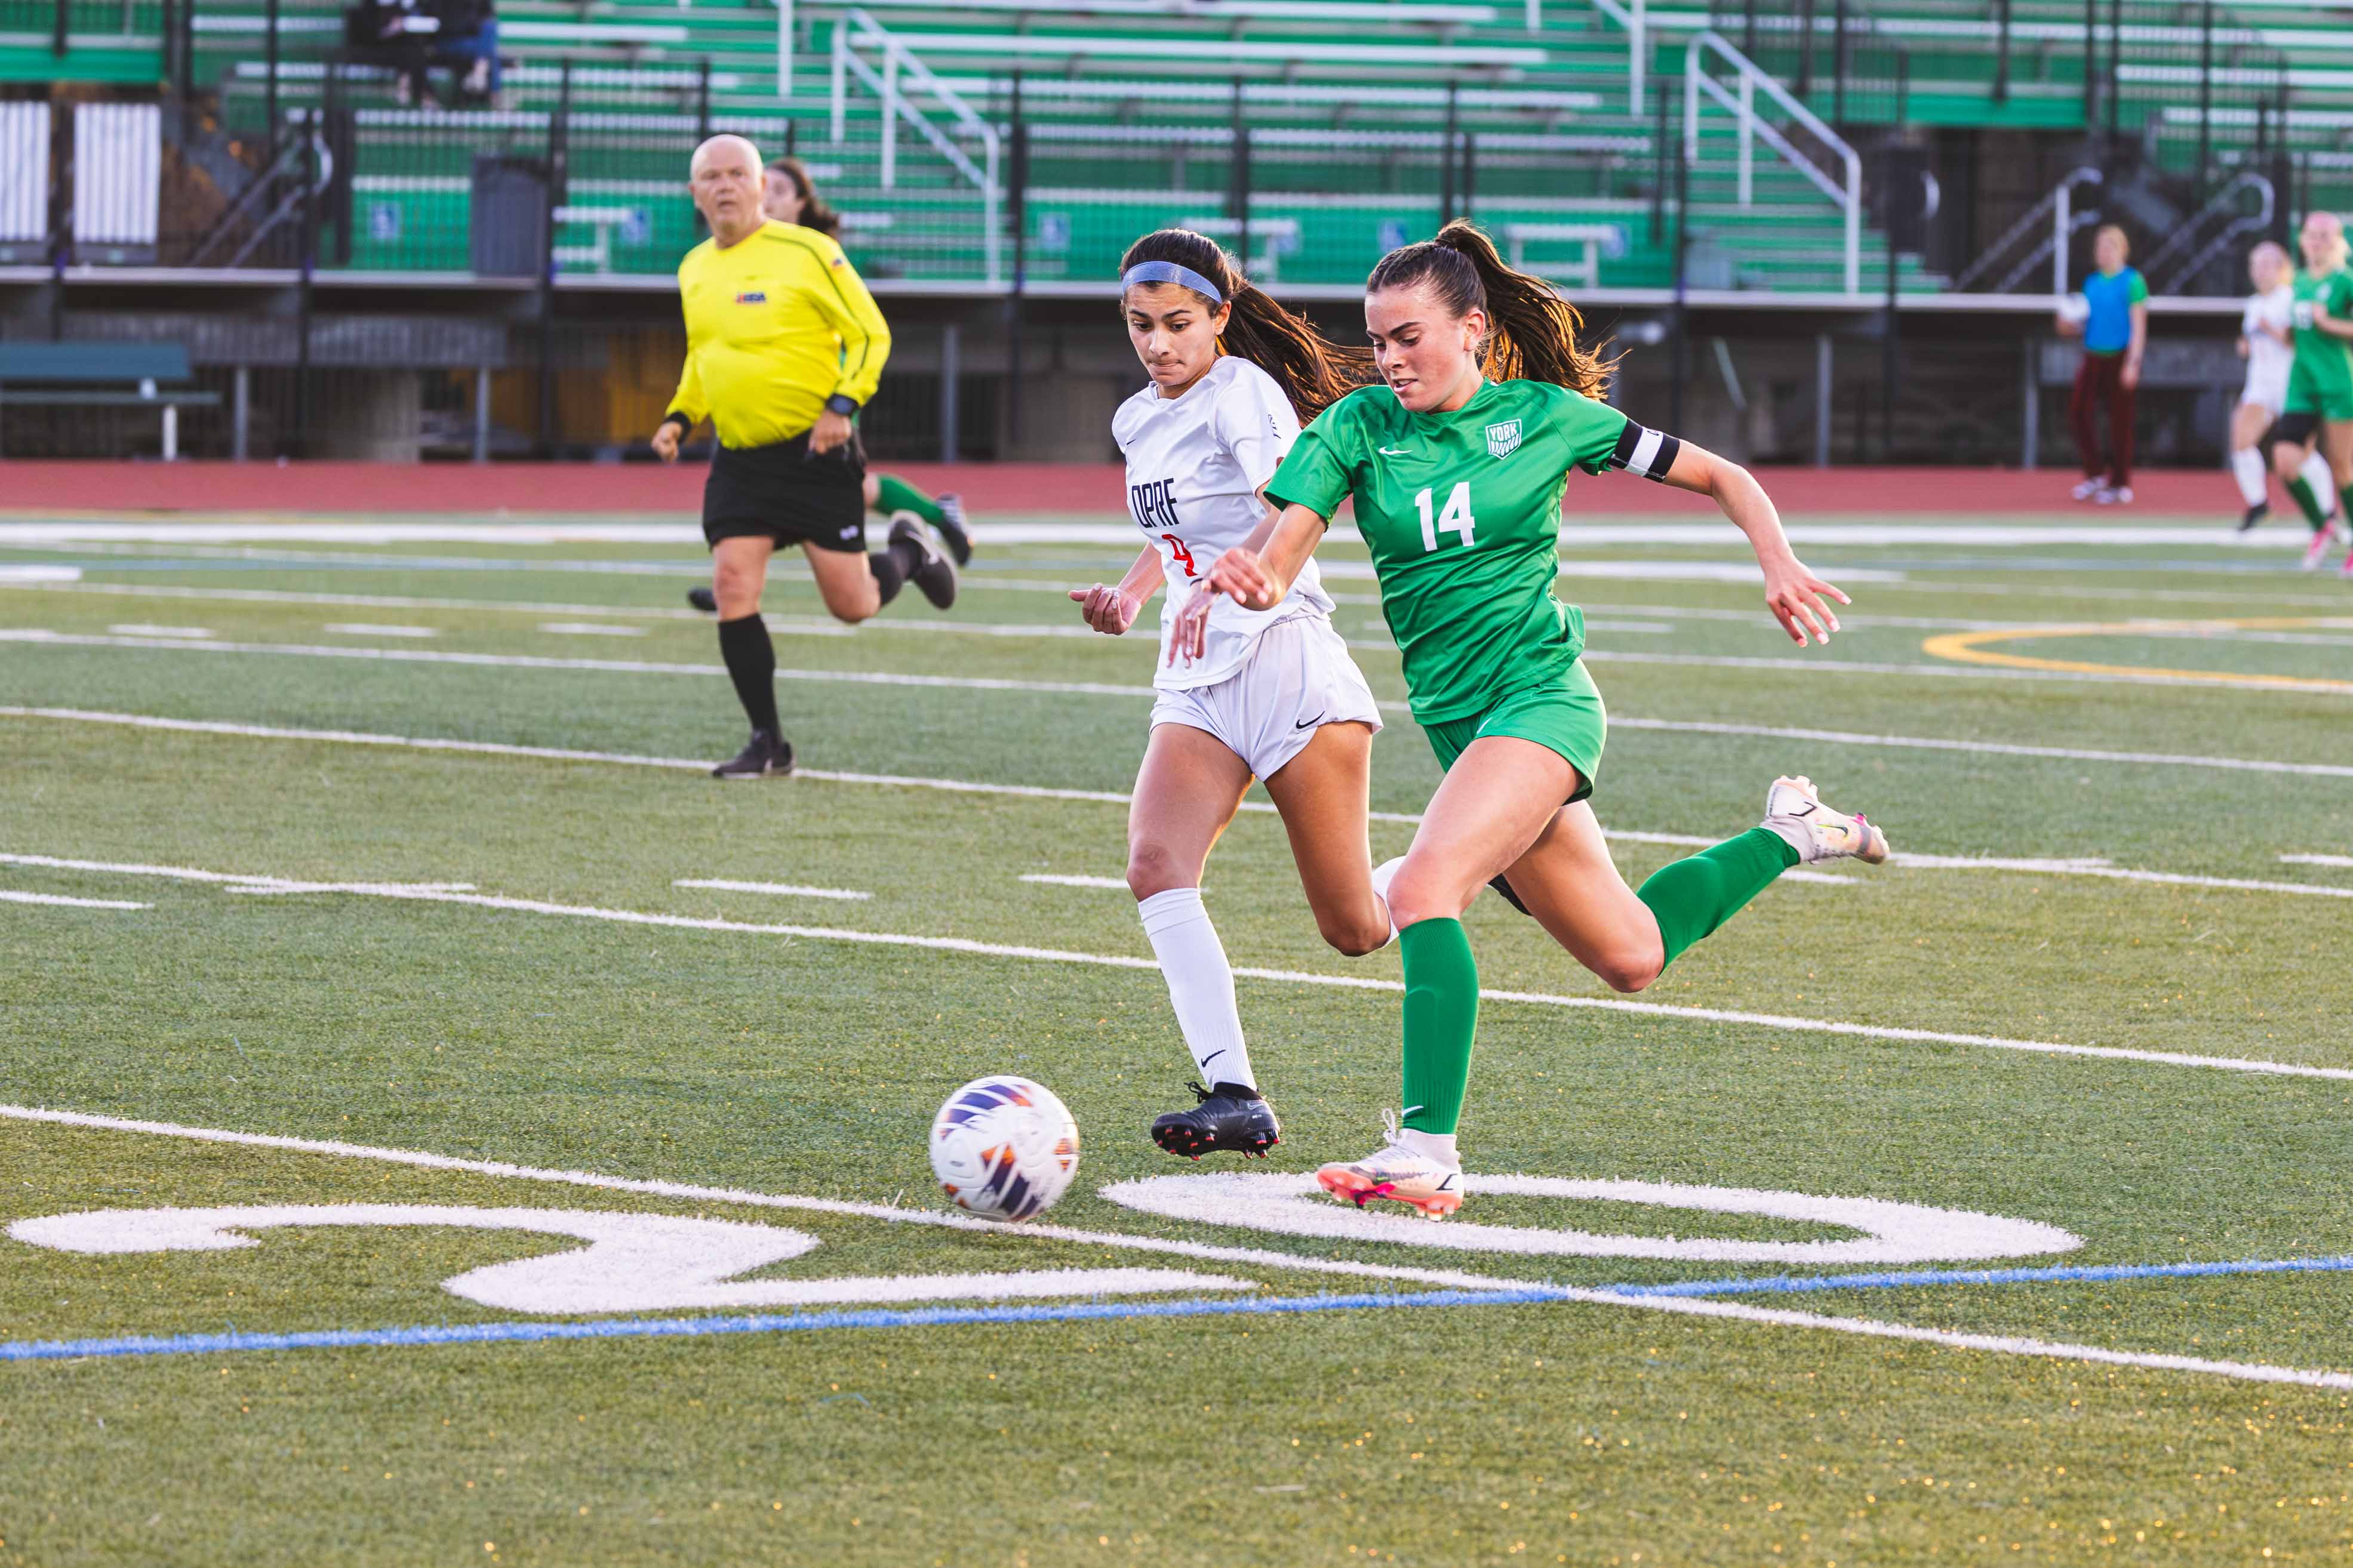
[1315, 1112, 1463, 1220]
[2303, 522, 2343, 571]
[1762, 775, 1890, 865]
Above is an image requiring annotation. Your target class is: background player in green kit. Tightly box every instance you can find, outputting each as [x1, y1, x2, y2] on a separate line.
[2271, 210, 2353, 572]
[1185, 221, 1891, 1218]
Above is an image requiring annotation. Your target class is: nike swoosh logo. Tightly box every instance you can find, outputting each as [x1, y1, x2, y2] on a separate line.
[1294, 713, 1330, 731]
[1377, 447, 1411, 456]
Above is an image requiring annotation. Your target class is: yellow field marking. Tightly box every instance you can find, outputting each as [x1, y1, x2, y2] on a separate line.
[1921, 618, 2353, 694]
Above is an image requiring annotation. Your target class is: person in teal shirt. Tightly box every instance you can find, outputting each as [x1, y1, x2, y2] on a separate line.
[1180, 221, 1893, 1219]
[2057, 224, 2148, 503]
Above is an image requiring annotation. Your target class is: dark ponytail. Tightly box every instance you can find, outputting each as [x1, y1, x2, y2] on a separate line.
[773, 156, 843, 240]
[1118, 228, 1370, 420]
[1366, 218, 1614, 399]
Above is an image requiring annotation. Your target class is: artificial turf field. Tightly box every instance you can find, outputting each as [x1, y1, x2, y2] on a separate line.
[4, 505, 2353, 1566]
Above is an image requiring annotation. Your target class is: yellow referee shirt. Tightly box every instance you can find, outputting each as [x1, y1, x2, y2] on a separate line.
[666, 220, 891, 450]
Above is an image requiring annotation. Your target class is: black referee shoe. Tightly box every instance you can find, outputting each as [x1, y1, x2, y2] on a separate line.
[2238, 502, 2269, 533]
[1151, 1082, 1280, 1160]
[688, 586, 718, 613]
[712, 728, 794, 779]
[891, 516, 958, 610]
[935, 492, 973, 566]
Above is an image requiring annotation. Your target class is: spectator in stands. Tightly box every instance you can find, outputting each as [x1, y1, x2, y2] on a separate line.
[761, 157, 842, 241]
[432, 0, 501, 106]
[370, 0, 498, 107]
[2056, 223, 2147, 506]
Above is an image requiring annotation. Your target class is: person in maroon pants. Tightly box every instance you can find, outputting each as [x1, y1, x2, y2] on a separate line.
[2057, 225, 2149, 504]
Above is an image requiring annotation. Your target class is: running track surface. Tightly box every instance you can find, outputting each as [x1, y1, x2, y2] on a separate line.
[0, 462, 2250, 518]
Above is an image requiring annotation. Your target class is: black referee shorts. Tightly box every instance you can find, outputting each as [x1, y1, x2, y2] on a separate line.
[702, 429, 869, 553]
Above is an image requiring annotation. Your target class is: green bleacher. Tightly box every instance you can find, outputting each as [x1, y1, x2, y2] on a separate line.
[20, 0, 2353, 289]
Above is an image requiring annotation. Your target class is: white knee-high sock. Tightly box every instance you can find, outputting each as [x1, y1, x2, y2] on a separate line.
[2302, 450, 2337, 516]
[1137, 887, 1255, 1090]
[2232, 447, 2269, 507]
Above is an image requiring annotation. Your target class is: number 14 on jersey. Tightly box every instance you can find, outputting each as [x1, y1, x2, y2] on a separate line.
[1414, 482, 1477, 552]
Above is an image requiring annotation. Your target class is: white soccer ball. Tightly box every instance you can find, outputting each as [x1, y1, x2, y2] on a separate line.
[2057, 291, 2091, 325]
[928, 1076, 1079, 1222]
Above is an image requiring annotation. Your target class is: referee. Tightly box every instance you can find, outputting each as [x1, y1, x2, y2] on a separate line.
[653, 134, 958, 779]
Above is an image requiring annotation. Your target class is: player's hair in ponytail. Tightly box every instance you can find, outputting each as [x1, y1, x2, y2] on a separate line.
[1118, 229, 1368, 419]
[770, 156, 842, 240]
[1366, 218, 1614, 400]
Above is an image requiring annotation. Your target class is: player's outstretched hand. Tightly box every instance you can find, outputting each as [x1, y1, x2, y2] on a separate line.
[1762, 556, 1848, 646]
[1068, 583, 1140, 637]
[1167, 590, 1212, 667]
[808, 409, 855, 455]
[651, 421, 682, 463]
[1204, 547, 1282, 612]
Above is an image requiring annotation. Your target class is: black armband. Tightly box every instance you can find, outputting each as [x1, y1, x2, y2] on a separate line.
[1606, 420, 1681, 482]
[824, 393, 860, 417]
[660, 411, 693, 437]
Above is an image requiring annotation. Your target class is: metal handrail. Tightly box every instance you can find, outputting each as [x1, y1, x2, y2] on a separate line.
[830, 9, 1004, 284]
[1683, 29, 1860, 294]
[2143, 170, 2272, 294]
[1949, 165, 2100, 294]
[1579, 0, 1648, 116]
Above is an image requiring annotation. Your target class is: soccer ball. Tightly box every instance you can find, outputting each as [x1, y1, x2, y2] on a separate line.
[928, 1076, 1079, 1222]
[2057, 291, 2091, 325]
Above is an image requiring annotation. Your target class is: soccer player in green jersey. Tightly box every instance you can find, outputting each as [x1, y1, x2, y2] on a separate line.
[1182, 221, 1890, 1218]
[2271, 210, 2353, 573]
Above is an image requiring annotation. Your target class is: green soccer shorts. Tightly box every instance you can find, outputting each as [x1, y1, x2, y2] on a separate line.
[2284, 360, 2353, 421]
[1419, 660, 1608, 804]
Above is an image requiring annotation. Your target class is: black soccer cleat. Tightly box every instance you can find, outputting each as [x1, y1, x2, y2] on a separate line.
[891, 516, 958, 609]
[1151, 1082, 1281, 1160]
[2238, 501, 2269, 533]
[688, 586, 718, 613]
[712, 728, 794, 779]
[934, 492, 973, 566]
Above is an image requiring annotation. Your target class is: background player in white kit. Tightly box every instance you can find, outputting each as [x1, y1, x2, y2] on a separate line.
[2232, 241, 2333, 532]
[1069, 229, 1392, 1159]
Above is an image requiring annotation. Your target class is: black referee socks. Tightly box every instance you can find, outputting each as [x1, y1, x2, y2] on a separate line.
[716, 613, 781, 735]
[867, 532, 923, 607]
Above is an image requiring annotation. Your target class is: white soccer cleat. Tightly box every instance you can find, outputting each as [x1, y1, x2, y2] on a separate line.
[1762, 775, 1890, 865]
[1315, 1111, 1463, 1220]
[2070, 478, 2103, 501]
[1370, 855, 1404, 948]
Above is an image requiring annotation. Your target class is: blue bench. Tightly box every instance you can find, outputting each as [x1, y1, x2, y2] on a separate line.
[0, 343, 222, 460]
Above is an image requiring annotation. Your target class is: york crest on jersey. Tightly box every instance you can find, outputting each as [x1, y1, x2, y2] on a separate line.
[1484, 419, 1522, 460]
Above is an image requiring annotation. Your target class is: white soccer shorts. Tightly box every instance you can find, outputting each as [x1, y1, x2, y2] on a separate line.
[1148, 614, 1382, 780]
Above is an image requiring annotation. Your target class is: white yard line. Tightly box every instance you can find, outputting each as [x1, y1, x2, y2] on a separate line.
[0, 519, 2297, 548]
[18, 625, 2351, 701]
[673, 878, 872, 901]
[1611, 717, 2353, 781]
[10, 850, 2351, 1085]
[2281, 854, 2353, 870]
[7, 708, 2347, 902]
[3, 1101, 2348, 1393]
[1020, 873, 1131, 890]
[0, 889, 149, 910]
[322, 623, 438, 639]
[105, 623, 212, 639]
[540, 623, 648, 637]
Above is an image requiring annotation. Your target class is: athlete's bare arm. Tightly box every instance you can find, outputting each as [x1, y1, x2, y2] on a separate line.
[1657, 439, 1848, 646]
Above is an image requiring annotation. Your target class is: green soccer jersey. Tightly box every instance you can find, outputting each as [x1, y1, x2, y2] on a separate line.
[2291, 269, 2353, 395]
[1268, 378, 1635, 724]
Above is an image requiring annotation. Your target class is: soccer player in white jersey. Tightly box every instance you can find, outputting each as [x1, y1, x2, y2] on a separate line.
[2232, 241, 2330, 532]
[1068, 229, 1390, 1159]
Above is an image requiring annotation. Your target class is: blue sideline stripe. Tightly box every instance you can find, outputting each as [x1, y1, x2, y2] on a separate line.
[9, 1254, 2353, 1364]
[1609, 1253, 2353, 1299]
[0, 1286, 1582, 1363]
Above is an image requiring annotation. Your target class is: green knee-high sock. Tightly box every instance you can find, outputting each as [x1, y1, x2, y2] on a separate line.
[1398, 918, 1480, 1136]
[1635, 827, 1800, 969]
[2287, 475, 2329, 530]
[873, 474, 945, 526]
[2337, 482, 2353, 532]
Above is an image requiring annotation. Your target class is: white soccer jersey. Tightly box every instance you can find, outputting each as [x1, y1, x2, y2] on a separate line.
[1111, 354, 1335, 691]
[2244, 284, 2294, 411]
